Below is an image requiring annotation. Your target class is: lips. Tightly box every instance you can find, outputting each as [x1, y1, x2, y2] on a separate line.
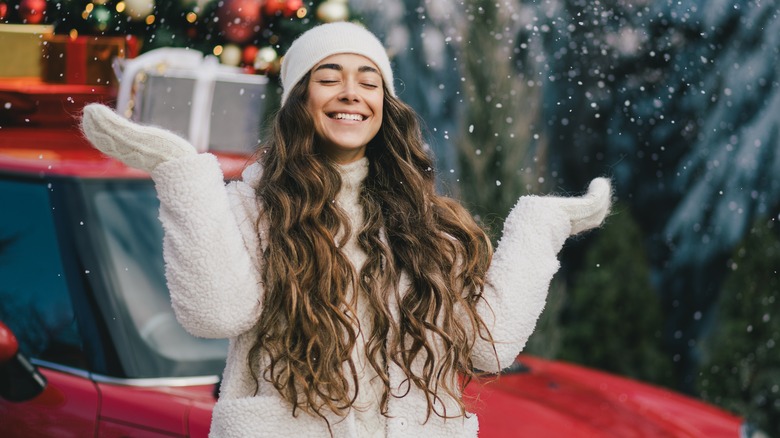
[328, 112, 367, 121]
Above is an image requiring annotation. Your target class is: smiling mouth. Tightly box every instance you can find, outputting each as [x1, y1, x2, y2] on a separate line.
[328, 112, 367, 121]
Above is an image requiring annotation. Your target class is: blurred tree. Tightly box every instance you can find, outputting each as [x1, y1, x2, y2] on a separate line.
[697, 217, 780, 436]
[513, 0, 780, 392]
[455, 0, 543, 231]
[557, 204, 674, 387]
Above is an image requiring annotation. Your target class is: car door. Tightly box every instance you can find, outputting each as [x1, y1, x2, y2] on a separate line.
[0, 177, 99, 436]
[96, 382, 206, 437]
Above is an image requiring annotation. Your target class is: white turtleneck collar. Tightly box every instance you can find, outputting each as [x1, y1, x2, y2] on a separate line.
[336, 156, 369, 193]
[241, 156, 369, 193]
[334, 157, 368, 247]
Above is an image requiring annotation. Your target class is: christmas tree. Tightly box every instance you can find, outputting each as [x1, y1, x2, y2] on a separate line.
[1, 0, 352, 75]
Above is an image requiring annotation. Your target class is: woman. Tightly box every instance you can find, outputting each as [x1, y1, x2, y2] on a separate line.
[81, 22, 611, 438]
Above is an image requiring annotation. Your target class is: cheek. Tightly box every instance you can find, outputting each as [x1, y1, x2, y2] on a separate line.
[305, 99, 317, 119]
[305, 88, 327, 115]
[372, 100, 384, 133]
[305, 100, 325, 133]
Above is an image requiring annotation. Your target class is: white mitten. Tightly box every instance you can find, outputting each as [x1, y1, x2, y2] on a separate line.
[555, 177, 613, 235]
[80, 103, 196, 173]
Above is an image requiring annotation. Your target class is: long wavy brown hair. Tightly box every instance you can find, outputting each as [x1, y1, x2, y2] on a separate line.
[248, 73, 496, 425]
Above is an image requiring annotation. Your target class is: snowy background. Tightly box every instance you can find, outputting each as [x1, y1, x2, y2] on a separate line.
[352, 0, 780, 432]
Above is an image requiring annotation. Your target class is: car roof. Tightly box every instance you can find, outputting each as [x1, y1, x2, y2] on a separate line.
[0, 126, 253, 179]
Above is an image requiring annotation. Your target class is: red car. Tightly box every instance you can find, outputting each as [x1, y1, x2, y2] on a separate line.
[0, 91, 761, 437]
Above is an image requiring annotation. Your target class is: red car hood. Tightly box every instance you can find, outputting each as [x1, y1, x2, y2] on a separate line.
[465, 355, 741, 438]
[113, 355, 740, 438]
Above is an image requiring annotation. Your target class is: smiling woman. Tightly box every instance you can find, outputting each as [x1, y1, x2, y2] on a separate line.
[80, 21, 612, 438]
[305, 54, 384, 163]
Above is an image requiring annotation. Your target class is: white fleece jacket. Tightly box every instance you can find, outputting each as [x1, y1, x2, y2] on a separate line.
[150, 153, 606, 438]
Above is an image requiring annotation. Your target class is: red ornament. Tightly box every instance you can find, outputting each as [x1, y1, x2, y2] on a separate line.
[242, 45, 259, 66]
[217, 0, 263, 44]
[284, 0, 303, 17]
[19, 0, 47, 24]
[264, 0, 301, 17]
[263, 0, 284, 16]
[0, 2, 8, 21]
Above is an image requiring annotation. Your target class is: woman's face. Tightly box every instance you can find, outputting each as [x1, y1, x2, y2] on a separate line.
[306, 53, 384, 164]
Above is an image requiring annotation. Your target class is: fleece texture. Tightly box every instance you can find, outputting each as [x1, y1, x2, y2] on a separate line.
[150, 153, 611, 438]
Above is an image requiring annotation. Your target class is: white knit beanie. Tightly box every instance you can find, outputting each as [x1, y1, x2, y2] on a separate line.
[280, 21, 395, 105]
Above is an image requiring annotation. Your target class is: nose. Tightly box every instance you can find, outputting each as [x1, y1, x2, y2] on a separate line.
[338, 79, 360, 102]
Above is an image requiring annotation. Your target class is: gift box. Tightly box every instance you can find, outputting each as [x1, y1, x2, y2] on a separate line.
[0, 24, 54, 78]
[0, 78, 115, 127]
[41, 35, 132, 86]
[116, 48, 269, 154]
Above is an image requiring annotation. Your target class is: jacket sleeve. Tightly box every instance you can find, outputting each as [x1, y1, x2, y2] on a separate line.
[150, 153, 264, 339]
[469, 177, 612, 372]
[470, 196, 572, 372]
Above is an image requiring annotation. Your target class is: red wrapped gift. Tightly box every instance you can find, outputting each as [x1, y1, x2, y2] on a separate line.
[0, 78, 115, 127]
[41, 35, 137, 86]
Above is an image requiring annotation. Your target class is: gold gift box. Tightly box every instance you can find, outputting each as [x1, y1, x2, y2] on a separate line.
[0, 24, 55, 78]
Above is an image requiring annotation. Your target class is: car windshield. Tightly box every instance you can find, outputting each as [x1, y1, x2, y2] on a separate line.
[85, 180, 228, 378]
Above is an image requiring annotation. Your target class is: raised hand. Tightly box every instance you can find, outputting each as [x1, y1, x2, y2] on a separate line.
[555, 177, 613, 235]
[80, 103, 196, 173]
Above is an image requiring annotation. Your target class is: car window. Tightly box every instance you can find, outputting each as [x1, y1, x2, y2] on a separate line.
[0, 180, 85, 368]
[89, 184, 227, 376]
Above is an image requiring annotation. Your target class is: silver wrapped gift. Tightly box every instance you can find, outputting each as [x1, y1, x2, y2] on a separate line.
[115, 48, 269, 155]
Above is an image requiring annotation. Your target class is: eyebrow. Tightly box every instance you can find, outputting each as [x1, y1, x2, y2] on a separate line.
[313, 63, 380, 74]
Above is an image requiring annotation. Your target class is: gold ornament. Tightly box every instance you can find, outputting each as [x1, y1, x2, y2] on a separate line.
[220, 44, 243, 67]
[316, 0, 349, 23]
[254, 47, 278, 73]
[123, 0, 155, 21]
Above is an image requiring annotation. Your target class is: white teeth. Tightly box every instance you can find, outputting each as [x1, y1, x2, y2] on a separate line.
[333, 113, 363, 121]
